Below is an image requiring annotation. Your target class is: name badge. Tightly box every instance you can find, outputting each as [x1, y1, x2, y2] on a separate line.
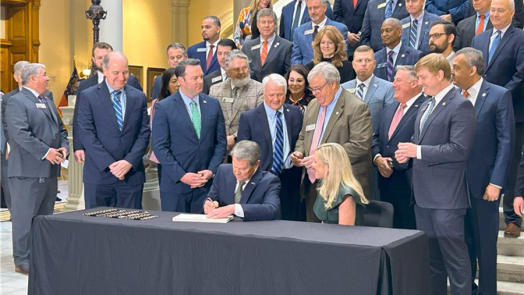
[305, 29, 314, 35]
[377, 2, 386, 9]
[211, 76, 222, 83]
[222, 97, 235, 103]
[402, 23, 410, 29]
[36, 103, 47, 109]
[377, 62, 387, 68]
[305, 124, 316, 131]
[197, 47, 207, 52]
[251, 44, 261, 50]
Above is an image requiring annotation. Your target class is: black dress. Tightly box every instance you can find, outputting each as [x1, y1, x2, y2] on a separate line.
[306, 57, 356, 83]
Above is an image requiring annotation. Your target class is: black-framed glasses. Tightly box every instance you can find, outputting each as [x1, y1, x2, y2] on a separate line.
[429, 32, 448, 39]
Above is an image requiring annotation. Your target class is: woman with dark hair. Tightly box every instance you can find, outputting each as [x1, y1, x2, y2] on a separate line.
[306, 26, 355, 83]
[284, 64, 313, 113]
[150, 68, 179, 184]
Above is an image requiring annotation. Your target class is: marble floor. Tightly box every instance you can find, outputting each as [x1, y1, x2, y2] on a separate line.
[0, 180, 68, 295]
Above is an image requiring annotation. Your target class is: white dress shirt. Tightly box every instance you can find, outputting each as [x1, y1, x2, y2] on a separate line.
[462, 78, 483, 107]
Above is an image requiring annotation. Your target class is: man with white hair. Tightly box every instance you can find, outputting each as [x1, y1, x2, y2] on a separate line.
[209, 50, 264, 152]
[6, 63, 69, 275]
[237, 74, 304, 220]
[291, 62, 372, 222]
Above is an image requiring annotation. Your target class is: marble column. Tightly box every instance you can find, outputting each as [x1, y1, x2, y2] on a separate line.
[99, 0, 123, 51]
[171, 0, 191, 46]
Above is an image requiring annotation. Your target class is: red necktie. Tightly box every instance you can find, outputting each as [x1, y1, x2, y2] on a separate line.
[476, 15, 485, 35]
[463, 90, 470, 98]
[353, 0, 358, 8]
[388, 103, 406, 139]
[261, 39, 268, 66]
[206, 45, 214, 70]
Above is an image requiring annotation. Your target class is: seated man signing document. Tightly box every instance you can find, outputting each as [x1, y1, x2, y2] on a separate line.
[204, 140, 281, 221]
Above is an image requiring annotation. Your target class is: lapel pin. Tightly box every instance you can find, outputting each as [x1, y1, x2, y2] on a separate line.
[286, 108, 290, 112]
[203, 100, 207, 103]
[274, 42, 280, 48]
[401, 54, 406, 58]
[399, 3, 402, 6]
[414, 104, 419, 107]
[374, 84, 378, 87]
[336, 112, 339, 115]
[425, 21, 429, 25]
[482, 93, 486, 97]
[443, 102, 446, 106]
[250, 182, 255, 185]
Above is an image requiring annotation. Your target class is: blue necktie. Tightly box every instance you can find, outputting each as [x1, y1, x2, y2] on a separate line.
[385, 0, 394, 19]
[387, 50, 395, 82]
[410, 19, 418, 48]
[112, 90, 124, 131]
[357, 83, 365, 99]
[419, 97, 436, 136]
[488, 30, 501, 64]
[272, 111, 284, 175]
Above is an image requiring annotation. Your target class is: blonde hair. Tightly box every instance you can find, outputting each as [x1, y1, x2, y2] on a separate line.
[315, 143, 368, 208]
[414, 53, 451, 81]
[312, 26, 348, 67]
[249, 0, 273, 13]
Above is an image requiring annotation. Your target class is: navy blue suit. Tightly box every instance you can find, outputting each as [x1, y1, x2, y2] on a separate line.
[291, 19, 349, 65]
[371, 94, 428, 229]
[77, 83, 150, 209]
[374, 43, 423, 82]
[237, 104, 304, 221]
[472, 25, 524, 227]
[360, 0, 409, 52]
[279, 0, 334, 41]
[207, 164, 281, 221]
[187, 41, 220, 75]
[73, 73, 142, 152]
[152, 91, 227, 213]
[401, 12, 442, 54]
[425, 0, 472, 23]
[464, 80, 514, 295]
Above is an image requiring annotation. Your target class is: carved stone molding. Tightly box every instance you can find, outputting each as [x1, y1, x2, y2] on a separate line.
[171, 0, 191, 46]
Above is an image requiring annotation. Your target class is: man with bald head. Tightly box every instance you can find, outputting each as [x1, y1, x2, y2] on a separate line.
[472, 0, 524, 238]
[77, 51, 150, 209]
[374, 18, 422, 82]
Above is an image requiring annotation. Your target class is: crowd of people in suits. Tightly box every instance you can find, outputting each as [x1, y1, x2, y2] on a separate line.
[1, 0, 524, 294]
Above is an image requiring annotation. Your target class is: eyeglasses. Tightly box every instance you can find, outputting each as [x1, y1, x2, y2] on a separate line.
[308, 82, 329, 93]
[428, 32, 448, 39]
[229, 66, 249, 73]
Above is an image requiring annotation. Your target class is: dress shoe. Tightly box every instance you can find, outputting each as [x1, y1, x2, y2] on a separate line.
[14, 263, 29, 275]
[504, 223, 521, 238]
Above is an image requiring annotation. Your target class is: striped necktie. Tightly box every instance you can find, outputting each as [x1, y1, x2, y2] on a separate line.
[261, 39, 268, 66]
[409, 19, 418, 48]
[190, 99, 201, 139]
[387, 50, 395, 82]
[272, 111, 284, 175]
[112, 90, 124, 131]
[385, 0, 394, 19]
[356, 83, 366, 99]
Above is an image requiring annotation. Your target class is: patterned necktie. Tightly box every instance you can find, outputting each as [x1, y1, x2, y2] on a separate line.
[112, 90, 124, 131]
[308, 106, 327, 183]
[410, 19, 418, 48]
[388, 103, 406, 139]
[261, 39, 268, 66]
[312, 25, 319, 41]
[190, 99, 201, 139]
[385, 0, 394, 19]
[476, 14, 485, 35]
[387, 50, 395, 82]
[488, 30, 501, 64]
[206, 45, 214, 71]
[272, 111, 284, 175]
[356, 83, 366, 99]
[419, 97, 436, 136]
[235, 181, 246, 203]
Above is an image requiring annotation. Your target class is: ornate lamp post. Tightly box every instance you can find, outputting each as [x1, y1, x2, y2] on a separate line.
[85, 0, 107, 45]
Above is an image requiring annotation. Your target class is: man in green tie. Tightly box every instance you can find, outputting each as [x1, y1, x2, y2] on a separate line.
[152, 59, 227, 213]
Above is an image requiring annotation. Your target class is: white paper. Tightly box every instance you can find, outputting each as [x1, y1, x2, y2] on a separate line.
[172, 213, 233, 223]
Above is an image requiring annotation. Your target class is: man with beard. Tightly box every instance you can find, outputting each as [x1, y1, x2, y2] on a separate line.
[209, 50, 264, 152]
[428, 21, 458, 64]
[187, 16, 221, 75]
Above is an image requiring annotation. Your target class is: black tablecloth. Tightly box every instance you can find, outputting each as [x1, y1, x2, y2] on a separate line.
[29, 209, 430, 295]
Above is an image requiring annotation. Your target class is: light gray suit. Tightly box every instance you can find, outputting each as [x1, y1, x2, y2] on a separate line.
[6, 87, 68, 267]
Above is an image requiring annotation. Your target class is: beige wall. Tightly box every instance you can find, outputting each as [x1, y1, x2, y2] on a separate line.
[188, 0, 233, 46]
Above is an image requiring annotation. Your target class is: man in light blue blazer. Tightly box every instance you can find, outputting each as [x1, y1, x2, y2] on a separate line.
[360, 0, 409, 51]
[291, 0, 349, 65]
[279, 0, 334, 41]
[400, 0, 441, 54]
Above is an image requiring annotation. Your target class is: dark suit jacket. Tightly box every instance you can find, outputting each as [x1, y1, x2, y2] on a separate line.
[372, 94, 428, 193]
[203, 69, 223, 95]
[242, 35, 293, 82]
[152, 91, 227, 194]
[73, 73, 142, 151]
[1, 88, 20, 144]
[5, 88, 68, 178]
[77, 83, 150, 185]
[455, 14, 493, 50]
[425, 0, 472, 23]
[374, 43, 423, 81]
[401, 12, 442, 54]
[279, 0, 334, 41]
[333, 0, 370, 34]
[207, 164, 281, 221]
[515, 143, 524, 197]
[237, 104, 303, 171]
[471, 25, 524, 123]
[361, 0, 409, 51]
[466, 80, 515, 198]
[187, 41, 220, 75]
[412, 87, 476, 209]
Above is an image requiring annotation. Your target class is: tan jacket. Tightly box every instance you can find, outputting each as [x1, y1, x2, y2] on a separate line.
[295, 88, 373, 198]
[209, 79, 264, 136]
